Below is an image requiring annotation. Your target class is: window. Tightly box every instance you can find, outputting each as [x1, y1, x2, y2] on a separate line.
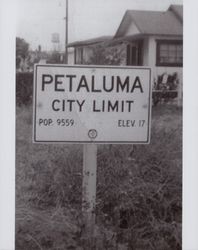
[75, 47, 84, 64]
[156, 40, 183, 67]
[126, 40, 143, 66]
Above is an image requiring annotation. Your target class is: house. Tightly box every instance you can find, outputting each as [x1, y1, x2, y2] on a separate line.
[68, 5, 183, 101]
[112, 5, 183, 82]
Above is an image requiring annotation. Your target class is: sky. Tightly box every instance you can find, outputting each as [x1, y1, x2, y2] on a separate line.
[16, 0, 183, 51]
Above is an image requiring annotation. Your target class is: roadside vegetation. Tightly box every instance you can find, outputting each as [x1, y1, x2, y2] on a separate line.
[16, 103, 182, 250]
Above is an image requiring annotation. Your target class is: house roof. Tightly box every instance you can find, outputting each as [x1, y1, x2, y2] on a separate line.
[68, 5, 183, 49]
[169, 5, 183, 23]
[67, 36, 113, 48]
[114, 5, 183, 38]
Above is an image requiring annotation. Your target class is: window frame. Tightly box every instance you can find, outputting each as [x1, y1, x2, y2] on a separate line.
[126, 40, 143, 66]
[156, 40, 183, 67]
[75, 47, 84, 64]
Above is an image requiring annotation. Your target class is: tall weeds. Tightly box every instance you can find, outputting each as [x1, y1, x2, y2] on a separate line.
[16, 105, 182, 249]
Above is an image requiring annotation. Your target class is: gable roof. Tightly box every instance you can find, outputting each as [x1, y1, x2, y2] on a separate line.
[67, 36, 113, 48]
[169, 5, 183, 23]
[115, 5, 183, 38]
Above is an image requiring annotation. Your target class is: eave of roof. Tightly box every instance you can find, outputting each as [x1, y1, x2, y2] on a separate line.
[107, 33, 182, 47]
[106, 34, 146, 46]
[67, 36, 113, 48]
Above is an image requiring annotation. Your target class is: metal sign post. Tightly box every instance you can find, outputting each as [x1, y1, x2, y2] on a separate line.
[65, 0, 96, 233]
[82, 144, 97, 233]
[64, 0, 96, 232]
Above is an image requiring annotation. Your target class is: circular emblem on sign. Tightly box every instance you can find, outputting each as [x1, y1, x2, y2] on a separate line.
[88, 129, 98, 139]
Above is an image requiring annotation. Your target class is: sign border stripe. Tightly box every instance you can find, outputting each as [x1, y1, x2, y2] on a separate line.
[33, 64, 152, 144]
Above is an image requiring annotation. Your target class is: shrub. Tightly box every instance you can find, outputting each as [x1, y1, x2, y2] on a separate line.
[16, 72, 33, 106]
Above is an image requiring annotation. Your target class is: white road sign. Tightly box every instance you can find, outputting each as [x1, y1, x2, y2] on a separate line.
[33, 65, 151, 143]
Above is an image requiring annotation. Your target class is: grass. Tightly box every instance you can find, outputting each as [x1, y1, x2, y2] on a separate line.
[16, 104, 182, 250]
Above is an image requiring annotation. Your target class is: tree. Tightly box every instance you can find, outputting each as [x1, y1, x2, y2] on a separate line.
[16, 37, 29, 59]
[16, 37, 29, 69]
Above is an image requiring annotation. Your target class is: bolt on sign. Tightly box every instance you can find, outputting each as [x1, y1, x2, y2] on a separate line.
[33, 65, 152, 143]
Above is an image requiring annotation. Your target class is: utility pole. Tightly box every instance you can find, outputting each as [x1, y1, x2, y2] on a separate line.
[65, 0, 68, 64]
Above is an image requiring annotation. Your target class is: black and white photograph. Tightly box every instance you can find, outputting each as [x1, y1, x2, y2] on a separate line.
[3, 0, 196, 249]
[15, 0, 183, 249]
